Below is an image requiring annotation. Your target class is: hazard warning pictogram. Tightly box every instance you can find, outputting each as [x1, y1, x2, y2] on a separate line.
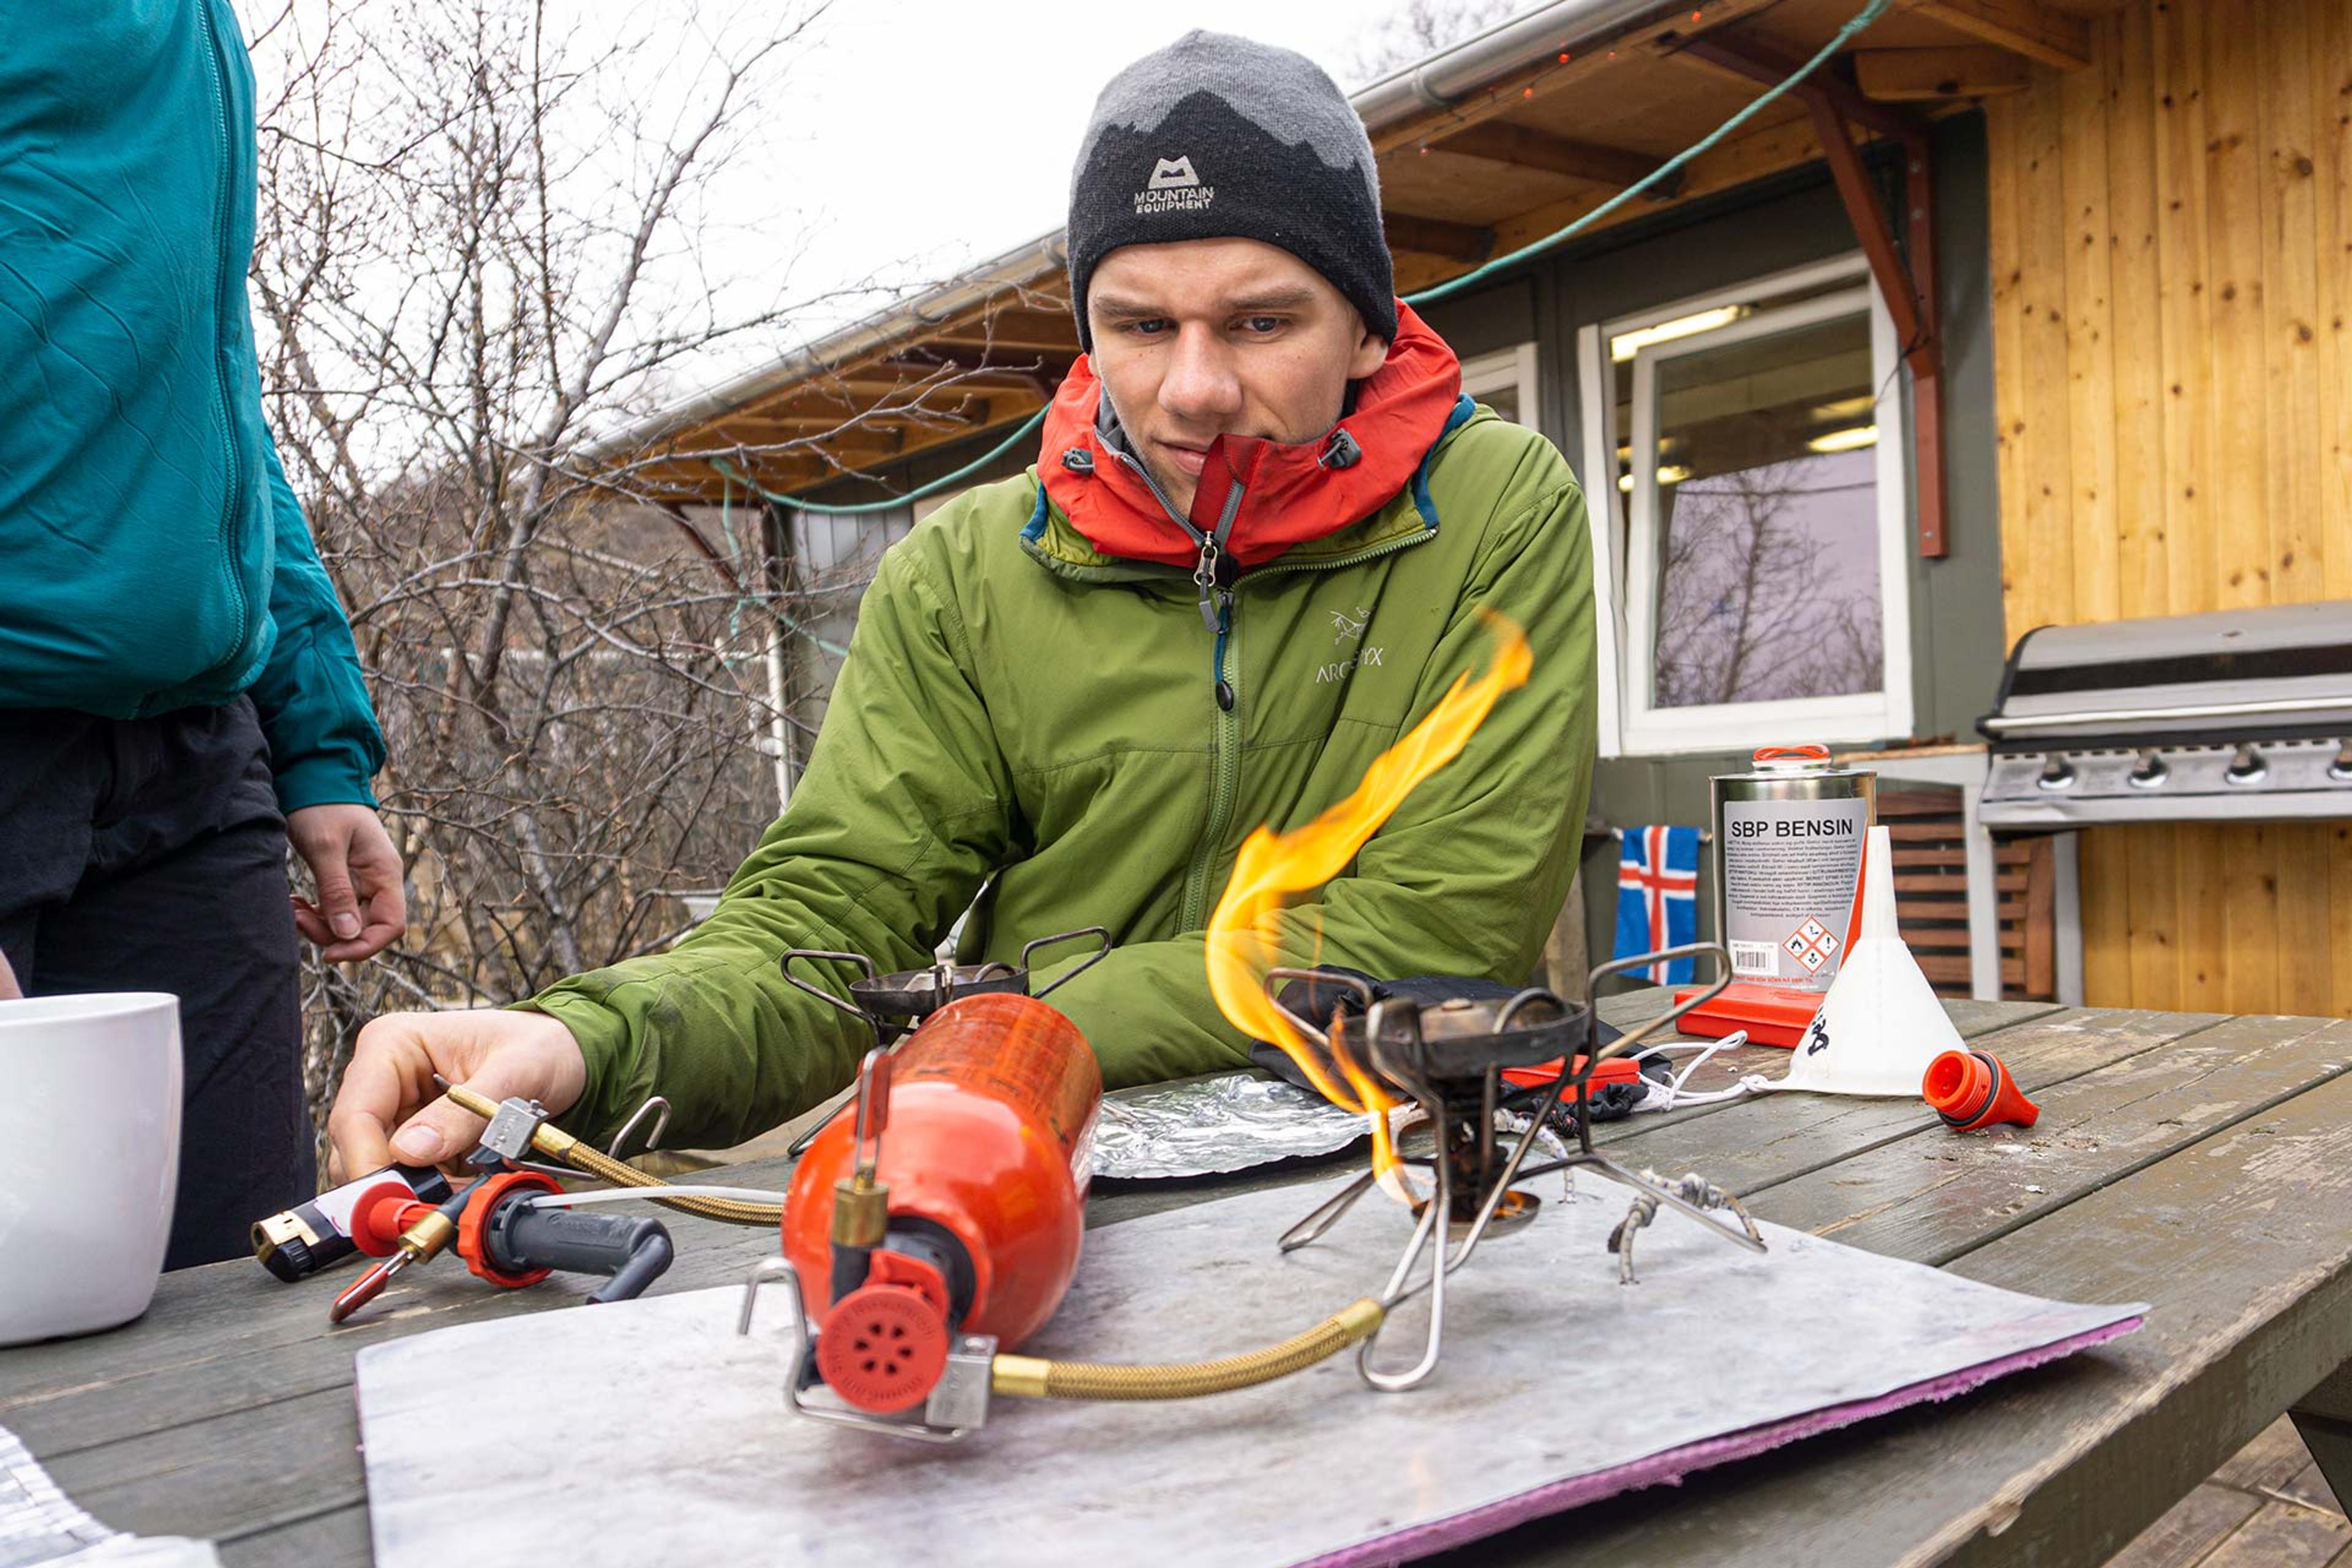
[1782, 916, 1841, 974]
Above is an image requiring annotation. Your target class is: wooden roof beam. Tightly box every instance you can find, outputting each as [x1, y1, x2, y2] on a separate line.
[680, 427, 908, 464]
[1365, 0, 1786, 157]
[1430, 121, 1683, 200]
[1905, 0, 2090, 72]
[1675, 32, 1922, 143]
[721, 405, 987, 435]
[1384, 213, 1498, 265]
[930, 332, 1076, 355]
[1853, 45, 2032, 100]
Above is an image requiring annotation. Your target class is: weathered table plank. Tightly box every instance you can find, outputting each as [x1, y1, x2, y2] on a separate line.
[1451, 1030, 2352, 1568]
[1774, 1015, 2352, 1264]
[1605, 1007, 2229, 1198]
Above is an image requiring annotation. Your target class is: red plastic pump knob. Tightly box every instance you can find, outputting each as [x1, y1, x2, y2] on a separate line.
[816, 1251, 953, 1414]
[1922, 1049, 2039, 1133]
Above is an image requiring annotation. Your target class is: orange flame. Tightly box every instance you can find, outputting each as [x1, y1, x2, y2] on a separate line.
[1206, 612, 1532, 1196]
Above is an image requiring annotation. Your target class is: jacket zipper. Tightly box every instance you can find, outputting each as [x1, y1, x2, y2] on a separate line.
[192, 0, 252, 693]
[1099, 445, 1447, 929]
[1177, 526, 1444, 928]
[1105, 448, 1253, 929]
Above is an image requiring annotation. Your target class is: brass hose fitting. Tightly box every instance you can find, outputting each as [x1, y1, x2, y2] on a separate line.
[990, 1298, 1386, 1401]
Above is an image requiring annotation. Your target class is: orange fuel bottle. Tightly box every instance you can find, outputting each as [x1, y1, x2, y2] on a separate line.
[783, 992, 1101, 1414]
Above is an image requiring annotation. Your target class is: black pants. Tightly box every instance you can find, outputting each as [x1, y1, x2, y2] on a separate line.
[0, 697, 309, 1268]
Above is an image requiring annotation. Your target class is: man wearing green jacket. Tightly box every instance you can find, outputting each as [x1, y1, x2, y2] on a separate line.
[326, 31, 1594, 1175]
[2, 1, 404, 1265]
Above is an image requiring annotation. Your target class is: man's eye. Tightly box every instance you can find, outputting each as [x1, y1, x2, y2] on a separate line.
[1124, 318, 1170, 337]
[1239, 316, 1286, 334]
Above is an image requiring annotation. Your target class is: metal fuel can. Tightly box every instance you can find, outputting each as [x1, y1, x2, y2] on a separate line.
[1709, 744, 1876, 993]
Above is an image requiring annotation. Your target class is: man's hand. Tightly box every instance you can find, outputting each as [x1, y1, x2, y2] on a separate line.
[286, 803, 407, 962]
[325, 1008, 589, 1184]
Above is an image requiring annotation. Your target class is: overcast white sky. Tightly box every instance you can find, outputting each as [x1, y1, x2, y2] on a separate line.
[236, 0, 1523, 429]
[718, 0, 1409, 342]
[612, 0, 1511, 399]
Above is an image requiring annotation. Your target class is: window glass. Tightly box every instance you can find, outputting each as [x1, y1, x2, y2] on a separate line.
[1642, 311, 1883, 709]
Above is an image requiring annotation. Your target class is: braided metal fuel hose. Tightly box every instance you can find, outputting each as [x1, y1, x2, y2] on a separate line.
[988, 1298, 1386, 1401]
[440, 1083, 783, 1227]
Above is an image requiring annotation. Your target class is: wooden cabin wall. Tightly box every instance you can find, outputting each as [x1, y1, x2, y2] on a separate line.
[1985, 0, 2351, 1016]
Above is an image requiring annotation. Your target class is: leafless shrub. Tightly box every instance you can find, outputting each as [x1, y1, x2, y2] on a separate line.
[241, 0, 964, 1158]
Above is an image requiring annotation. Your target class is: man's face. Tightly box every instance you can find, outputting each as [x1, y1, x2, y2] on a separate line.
[1085, 238, 1390, 516]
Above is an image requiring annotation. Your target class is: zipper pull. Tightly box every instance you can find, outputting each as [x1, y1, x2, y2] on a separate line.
[1212, 589, 1235, 712]
[1194, 541, 1223, 634]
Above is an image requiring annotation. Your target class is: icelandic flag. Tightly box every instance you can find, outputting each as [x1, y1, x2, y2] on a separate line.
[1614, 825, 1700, 983]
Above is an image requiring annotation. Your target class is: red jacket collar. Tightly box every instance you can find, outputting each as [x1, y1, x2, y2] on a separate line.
[1038, 301, 1464, 570]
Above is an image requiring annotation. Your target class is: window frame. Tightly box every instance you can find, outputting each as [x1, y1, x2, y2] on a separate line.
[1459, 342, 1540, 429]
[1577, 254, 1915, 758]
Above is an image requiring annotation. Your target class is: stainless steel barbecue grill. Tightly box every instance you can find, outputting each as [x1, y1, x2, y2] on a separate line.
[1977, 600, 2352, 829]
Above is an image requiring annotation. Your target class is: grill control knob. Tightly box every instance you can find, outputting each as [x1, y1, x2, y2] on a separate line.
[2036, 755, 2075, 791]
[2331, 742, 2352, 784]
[2128, 751, 2168, 789]
[2225, 745, 2267, 785]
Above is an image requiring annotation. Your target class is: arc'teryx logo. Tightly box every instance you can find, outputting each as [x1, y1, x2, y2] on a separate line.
[1317, 647, 1384, 683]
[1330, 606, 1370, 644]
[1135, 154, 1213, 215]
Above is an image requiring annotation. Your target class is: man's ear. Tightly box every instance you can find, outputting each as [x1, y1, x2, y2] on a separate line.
[1348, 325, 1391, 380]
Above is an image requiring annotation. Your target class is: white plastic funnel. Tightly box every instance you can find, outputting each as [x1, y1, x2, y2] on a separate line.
[1760, 826, 1963, 1097]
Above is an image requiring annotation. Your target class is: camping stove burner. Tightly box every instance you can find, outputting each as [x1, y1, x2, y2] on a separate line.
[1262, 944, 1765, 1393]
[778, 926, 1109, 1155]
[782, 926, 1109, 1045]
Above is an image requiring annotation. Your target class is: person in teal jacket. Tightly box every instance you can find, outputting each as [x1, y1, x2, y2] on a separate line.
[0, 0, 406, 1266]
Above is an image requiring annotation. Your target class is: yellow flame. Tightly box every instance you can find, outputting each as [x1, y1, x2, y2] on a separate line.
[1206, 612, 1532, 1196]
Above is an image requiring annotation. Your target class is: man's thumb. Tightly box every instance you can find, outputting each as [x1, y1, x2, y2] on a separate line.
[393, 1049, 565, 1166]
[390, 1101, 477, 1166]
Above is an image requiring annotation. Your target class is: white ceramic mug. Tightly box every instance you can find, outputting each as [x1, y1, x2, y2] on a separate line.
[0, 992, 182, 1345]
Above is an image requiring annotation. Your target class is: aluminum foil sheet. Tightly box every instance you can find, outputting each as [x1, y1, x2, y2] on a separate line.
[1092, 1072, 1384, 1180]
[1091, 1071, 1568, 1182]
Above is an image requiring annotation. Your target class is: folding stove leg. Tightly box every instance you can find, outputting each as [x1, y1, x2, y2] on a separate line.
[1360, 1119, 1453, 1393]
[1278, 1168, 1379, 1253]
[1572, 1155, 1764, 1286]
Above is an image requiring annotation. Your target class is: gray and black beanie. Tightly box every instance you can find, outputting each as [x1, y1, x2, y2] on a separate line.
[1066, 31, 1395, 353]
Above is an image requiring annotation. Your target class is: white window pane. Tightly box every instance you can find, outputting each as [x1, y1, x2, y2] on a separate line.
[1643, 312, 1883, 709]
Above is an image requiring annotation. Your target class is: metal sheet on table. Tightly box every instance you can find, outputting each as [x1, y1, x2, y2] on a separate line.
[357, 1175, 2141, 1568]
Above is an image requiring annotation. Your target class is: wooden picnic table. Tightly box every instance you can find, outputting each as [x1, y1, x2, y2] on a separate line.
[4, 993, 2350, 1566]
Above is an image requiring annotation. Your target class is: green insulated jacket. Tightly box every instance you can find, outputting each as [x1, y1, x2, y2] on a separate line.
[530, 345, 1595, 1148]
[0, 0, 383, 810]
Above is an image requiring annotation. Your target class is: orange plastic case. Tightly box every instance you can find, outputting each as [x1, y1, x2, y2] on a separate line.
[1670, 981, 1828, 1049]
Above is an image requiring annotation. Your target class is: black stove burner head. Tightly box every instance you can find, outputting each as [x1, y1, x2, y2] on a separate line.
[1330, 993, 1592, 1091]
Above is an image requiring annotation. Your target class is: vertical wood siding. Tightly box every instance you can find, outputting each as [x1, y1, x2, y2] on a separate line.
[1986, 0, 2352, 1015]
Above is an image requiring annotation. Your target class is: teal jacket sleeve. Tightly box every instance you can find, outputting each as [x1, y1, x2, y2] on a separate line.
[1031, 473, 1598, 1090]
[243, 424, 388, 812]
